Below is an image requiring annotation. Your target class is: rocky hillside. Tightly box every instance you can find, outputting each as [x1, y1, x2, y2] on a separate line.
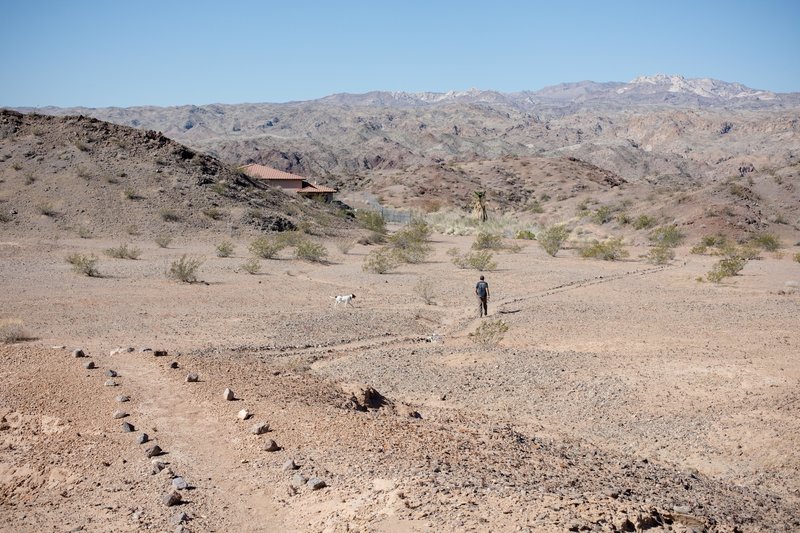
[0, 111, 354, 238]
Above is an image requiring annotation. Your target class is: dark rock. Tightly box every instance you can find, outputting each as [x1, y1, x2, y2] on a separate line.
[169, 361, 179, 369]
[145, 445, 163, 458]
[84, 361, 96, 369]
[121, 422, 135, 433]
[161, 490, 182, 506]
[154, 350, 168, 357]
[105, 369, 118, 377]
[263, 439, 280, 452]
[72, 349, 86, 358]
[137, 433, 149, 445]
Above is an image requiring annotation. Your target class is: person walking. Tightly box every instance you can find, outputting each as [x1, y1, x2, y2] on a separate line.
[475, 275, 490, 317]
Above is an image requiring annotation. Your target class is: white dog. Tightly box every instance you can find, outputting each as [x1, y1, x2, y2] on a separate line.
[332, 294, 356, 307]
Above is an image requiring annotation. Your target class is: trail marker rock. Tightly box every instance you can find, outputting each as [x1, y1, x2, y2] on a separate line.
[104, 379, 118, 387]
[145, 445, 163, 458]
[72, 349, 86, 358]
[84, 361, 96, 369]
[170, 512, 188, 525]
[113, 410, 128, 419]
[282, 459, 299, 471]
[137, 433, 149, 445]
[161, 491, 182, 507]
[172, 476, 188, 490]
[116, 395, 129, 403]
[169, 361, 179, 369]
[223, 388, 235, 401]
[251, 422, 269, 435]
[186, 373, 199, 383]
[151, 460, 166, 474]
[263, 439, 280, 452]
[154, 350, 168, 357]
[291, 473, 308, 488]
[105, 369, 118, 377]
[121, 422, 135, 432]
[237, 409, 251, 420]
[307, 477, 327, 490]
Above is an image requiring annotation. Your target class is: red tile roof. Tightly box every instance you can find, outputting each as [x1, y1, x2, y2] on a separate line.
[299, 184, 337, 193]
[240, 163, 305, 181]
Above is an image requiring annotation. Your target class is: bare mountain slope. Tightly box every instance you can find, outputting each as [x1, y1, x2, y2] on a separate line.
[0, 110, 353, 238]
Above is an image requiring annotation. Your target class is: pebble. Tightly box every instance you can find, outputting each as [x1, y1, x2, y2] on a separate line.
[282, 459, 299, 471]
[104, 379, 118, 387]
[145, 445, 163, 458]
[307, 477, 327, 490]
[170, 512, 188, 525]
[224, 388, 235, 401]
[169, 361, 179, 369]
[116, 395, 130, 403]
[51, 345, 66, 350]
[172, 476, 188, 490]
[263, 439, 280, 452]
[105, 369, 118, 377]
[237, 409, 251, 420]
[161, 491, 182, 507]
[84, 361, 96, 369]
[186, 373, 199, 383]
[121, 422, 135, 432]
[251, 422, 269, 435]
[137, 433, 149, 445]
[151, 460, 166, 474]
[72, 349, 86, 358]
[154, 350, 168, 357]
[291, 473, 308, 488]
[140, 347, 153, 352]
[112, 410, 129, 419]
[673, 504, 692, 514]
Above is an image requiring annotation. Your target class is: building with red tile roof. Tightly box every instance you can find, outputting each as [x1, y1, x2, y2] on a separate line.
[240, 163, 337, 202]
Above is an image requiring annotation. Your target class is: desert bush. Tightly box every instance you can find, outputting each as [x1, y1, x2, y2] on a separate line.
[357, 231, 386, 245]
[159, 209, 181, 222]
[154, 234, 173, 248]
[167, 255, 204, 283]
[24, 172, 35, 185]
[216, 240, 235, 257]
[0, 211, 10, 223]
[580, 237, 629, 261]
[37, 203, 57, 217]
[275, 231, 306, 247]
[633, 215, 657, 230]
[357, 209, 387, 234]
[649, 225, 684, 247]
[750, 232, 781, 252]
[449, 249, 497, 271]
[538, 224, 570, 257]
[690, 244, 707, 255]
[203, 207, 225, 220]
[241, 258, 261, 275]
[414, 278, 436, 305]
[468, 319, 509, 348]
[528, 200, 544, 214]
[515, 230, 536, 240]
[294, 240, 328, 263]
[123, 187, 140, 200]
[707, 256, 747, 283]
[647, 245, 675, 265]
[591, 205, 615, 224]
[125, 224, 140, 236]
[793, 252, 800, 263]
[77, 226, 92, 239]
[701, 234, 727, 247]
[249, 236, 285, 259]
[362, 247, 398, 274]
[104, 243, 141, 260]
[0, 319, 26, 344]
[336, 239, 355, 254]
[66, 253, 100, 277]
[472, 231, 504, 250]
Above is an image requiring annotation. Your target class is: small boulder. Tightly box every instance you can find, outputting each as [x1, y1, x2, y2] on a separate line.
[223, 388, 235, 401]
[237, 409, 251, 420]
[84, 361, 96, 369]
[105, 369, 118, 377]
[145, 445, 163, 458]
[307, 477, 327, 490]
[121, 422, 135, 433]
[112, 410, 128, 419]
[137, 433, 149, 445]
[172, 476, 188, 490]
[250, 422, 269, 435]
[263, 439, 280, 452]
[116, 395, 130, 403]
[72, 349, 86, 358]
[161, 490, 182, 507]
[186, 373, 199, 383]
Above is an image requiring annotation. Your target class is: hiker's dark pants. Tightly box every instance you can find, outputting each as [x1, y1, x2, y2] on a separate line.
[479, 296, 488, 317]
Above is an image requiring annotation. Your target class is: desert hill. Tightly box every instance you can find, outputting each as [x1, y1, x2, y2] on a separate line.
[0, 110, 353, 239]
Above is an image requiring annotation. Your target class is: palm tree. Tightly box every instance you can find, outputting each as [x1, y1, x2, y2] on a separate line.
[472, 190, 487, 223]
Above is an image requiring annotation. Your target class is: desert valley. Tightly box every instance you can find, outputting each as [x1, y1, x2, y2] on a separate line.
[1, 75, 799, 532]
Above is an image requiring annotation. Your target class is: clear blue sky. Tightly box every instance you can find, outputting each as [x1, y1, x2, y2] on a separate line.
[1, 0, 798, 107]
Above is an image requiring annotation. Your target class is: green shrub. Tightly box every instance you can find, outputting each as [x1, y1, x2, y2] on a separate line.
[362, 247, 398, 274]
[37, 203, 58, 217]
[357, 231, 386, 245]
[77, 226, 92, 239]
[580, 237, 629, 261]
[167, 255, 203, 283]
[241, 258, 261, 274]
[216, 240, 235, 257]
[276, 231, 306, 247]
[468, 319, 509, 348]
[793, 252, 800, 263]
[123, 188, 140, 200]
[647, 245, 675, 265]
[249, 236, 285, 259]
[357, 209, 387, 234]
[701, 234, 727, 247]
[336, 239, 355, 254]
[707, 256, 747, 283]
[591, 206, 614, 224]
[294, 240, 328, 263]
[528, 200, 544, 214]
[66, 253, 100, 277]
[154, 234, 173, 249]
[538, 224, 570, 257]
[690, 244, 708, 255]
[616, 213, 631, 225]
[104, 243, 142, 260]
[0, 319, 26, 344]
[515, 230, 536, 240]
[472, 231, 504, 250]
[649, 225, 684, 247]
[751, 232, 781, 252]
[633, 215, 657, 230]
[203, 207, 225, 220]
[449, 249, 497, 271]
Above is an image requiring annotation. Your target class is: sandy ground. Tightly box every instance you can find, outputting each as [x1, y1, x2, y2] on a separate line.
[1, 233, 799, 532]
